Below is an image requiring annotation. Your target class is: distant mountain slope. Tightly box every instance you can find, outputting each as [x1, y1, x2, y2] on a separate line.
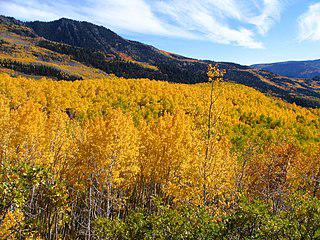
[0, 16, 108, 80]
[252, 59, 320, 79]
[0, 15, 319, 107]
[25, 18, 213, 84]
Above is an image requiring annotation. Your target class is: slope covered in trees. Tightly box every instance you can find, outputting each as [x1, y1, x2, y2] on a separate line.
[26, 17, 320, 107]
[0, 16, 108, 80]
[1, 15, 320, 107]
[0, 72, 319, 239]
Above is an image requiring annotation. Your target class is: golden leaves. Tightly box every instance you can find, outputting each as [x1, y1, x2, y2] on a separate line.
[0, 72, 318, 209]
[207, 64, 226, 82]
[0, 209, 24, 239]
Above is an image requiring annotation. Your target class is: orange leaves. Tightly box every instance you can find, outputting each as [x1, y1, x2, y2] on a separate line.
[288, 142, 320, 197]
[242, 141, 301, 201]
[0, 209, 24, 239]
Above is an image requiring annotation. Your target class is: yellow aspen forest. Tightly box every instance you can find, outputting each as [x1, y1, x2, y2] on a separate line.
[0, 68, 319, 238]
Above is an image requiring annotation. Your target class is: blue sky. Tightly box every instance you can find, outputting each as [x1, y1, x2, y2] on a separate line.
[1, 0, 320, 65]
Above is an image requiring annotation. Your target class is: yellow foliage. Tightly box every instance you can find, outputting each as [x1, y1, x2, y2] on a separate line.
[66, 109, 139, 189]
[0, 72, 319, 208]
[0, 209, 24, 239]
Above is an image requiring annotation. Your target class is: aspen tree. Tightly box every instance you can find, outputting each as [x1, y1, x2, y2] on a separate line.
[203, 64, 226, 205]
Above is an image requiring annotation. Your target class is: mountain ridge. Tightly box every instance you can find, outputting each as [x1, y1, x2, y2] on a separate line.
[252, 59, 320, 79]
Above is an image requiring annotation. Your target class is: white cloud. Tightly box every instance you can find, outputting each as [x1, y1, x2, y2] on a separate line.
[298, 2, 320, 41]
[154, 0, 268, 48]
[0, 0, 283, 48]
[245, 0, 282, 35]
[0, 0, 97, 23]
[0, 0, 60, 20]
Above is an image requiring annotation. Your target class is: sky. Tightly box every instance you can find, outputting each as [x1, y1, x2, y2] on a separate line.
[0, 0, 320, 65]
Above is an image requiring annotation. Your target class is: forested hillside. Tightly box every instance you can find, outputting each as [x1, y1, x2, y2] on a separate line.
[1, 72, 319, 239]
[1, 15, 320, 107]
